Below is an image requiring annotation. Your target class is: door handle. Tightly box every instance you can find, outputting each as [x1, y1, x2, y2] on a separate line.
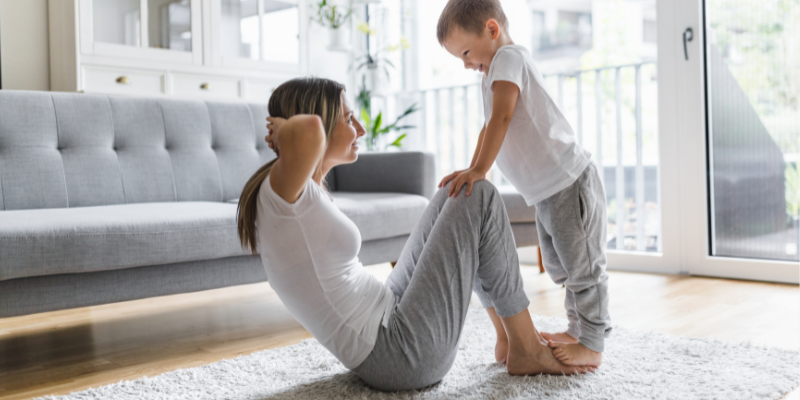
[683, 27, 694, 60]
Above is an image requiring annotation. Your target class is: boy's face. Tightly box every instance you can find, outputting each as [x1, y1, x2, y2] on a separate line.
[442, 19, 503, 76]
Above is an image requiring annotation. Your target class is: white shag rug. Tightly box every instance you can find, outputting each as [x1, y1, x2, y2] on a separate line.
[40, 306, 799, 400]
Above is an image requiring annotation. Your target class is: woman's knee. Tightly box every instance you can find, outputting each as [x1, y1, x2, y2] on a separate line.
[470, 179, 497, 195]
[439, 180, 497, 197]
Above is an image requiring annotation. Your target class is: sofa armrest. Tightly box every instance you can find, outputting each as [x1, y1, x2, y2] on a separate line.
[332, 151, 436, 199]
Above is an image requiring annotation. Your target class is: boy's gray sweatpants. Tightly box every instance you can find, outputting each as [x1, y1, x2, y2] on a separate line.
[353, 180, 530, 392]
[535, 163, 612, 353]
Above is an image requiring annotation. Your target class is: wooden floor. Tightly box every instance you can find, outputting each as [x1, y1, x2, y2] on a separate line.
[1, 264, 798, 399]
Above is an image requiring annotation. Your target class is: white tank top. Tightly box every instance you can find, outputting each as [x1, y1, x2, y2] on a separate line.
[256, 175, 396, 369]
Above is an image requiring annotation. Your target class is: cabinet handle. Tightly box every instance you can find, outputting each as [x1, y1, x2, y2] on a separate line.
[200, 83, 211, 90]
[116, 76, 130, 84]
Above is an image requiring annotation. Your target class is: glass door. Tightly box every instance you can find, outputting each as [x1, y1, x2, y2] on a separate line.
[705, 0, 799, 263]
[671, 0, 799, 283]
[525, 1, 672, 272]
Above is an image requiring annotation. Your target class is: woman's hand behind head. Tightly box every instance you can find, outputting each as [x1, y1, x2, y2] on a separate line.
[265, 116, 287, 156]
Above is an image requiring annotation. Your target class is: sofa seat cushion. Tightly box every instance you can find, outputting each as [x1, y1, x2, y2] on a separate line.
[332, 192, 429, 242]
[0, 202, 248, 281]
[499, 186, 536, 223]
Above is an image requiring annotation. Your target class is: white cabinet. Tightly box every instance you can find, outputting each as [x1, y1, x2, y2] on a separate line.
[49, 0, 306, 102]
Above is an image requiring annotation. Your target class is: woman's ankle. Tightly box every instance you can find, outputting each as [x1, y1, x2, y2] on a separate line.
[486, 307, 508, 338]
[500, 309, 542, 352]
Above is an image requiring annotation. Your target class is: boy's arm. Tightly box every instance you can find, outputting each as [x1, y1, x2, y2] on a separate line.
[438, 124, 486, 188]
[470, 124, 487, 168]
[449, 80, 520, 197]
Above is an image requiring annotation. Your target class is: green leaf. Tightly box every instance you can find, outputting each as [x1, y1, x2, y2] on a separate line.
[387, 133, 407, 149]
[372, 112, 382, 136]
[361, 109, 371, 128]
[389, 103, 420, 127]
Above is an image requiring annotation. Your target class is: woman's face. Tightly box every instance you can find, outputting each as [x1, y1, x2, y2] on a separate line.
[323, 91, 365, 167]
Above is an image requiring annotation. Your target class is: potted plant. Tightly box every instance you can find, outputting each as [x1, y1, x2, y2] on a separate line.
[313, 0, 352, 51]
[356, 77, 419, 151]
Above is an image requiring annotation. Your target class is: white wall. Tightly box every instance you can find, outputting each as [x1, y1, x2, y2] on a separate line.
[305, 16, 354, 101]
[0, 0, 51, 90]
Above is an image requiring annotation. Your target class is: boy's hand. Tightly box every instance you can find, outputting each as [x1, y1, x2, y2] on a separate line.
[447, 167, 486, 197]
[438, 169, 468, 189]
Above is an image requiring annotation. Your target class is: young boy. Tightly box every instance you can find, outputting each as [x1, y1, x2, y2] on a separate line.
[436, 0, 611, 367]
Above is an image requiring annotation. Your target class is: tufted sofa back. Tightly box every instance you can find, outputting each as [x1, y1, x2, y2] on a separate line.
[0, 90, 276, 210]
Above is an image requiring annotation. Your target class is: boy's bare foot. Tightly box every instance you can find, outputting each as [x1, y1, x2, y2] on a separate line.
[549, 342, 602, 367]
[541, 331, 578, 344]
[506, 339, 595, 376]
[495, 338, 508, 363]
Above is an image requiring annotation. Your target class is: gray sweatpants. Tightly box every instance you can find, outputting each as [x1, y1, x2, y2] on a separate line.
[535, 163, 612, 353]
[353, 180, 530, 392]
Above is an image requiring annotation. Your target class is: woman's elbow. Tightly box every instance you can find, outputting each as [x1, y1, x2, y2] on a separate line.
[287, 115, 325, 141]
[300, 115, 326, 142]
[285, 115, 326, 156]
[298, 114, 324, 130]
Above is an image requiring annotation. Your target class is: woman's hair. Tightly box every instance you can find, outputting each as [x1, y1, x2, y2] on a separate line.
[237, 77, 346, 254]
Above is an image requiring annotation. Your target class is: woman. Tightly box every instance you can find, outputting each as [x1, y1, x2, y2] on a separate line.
[237, 77, 593, 392]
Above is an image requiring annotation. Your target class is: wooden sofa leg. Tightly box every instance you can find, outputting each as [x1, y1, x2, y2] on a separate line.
[537, 247, 544, 274]
[391, 262, 397, 268]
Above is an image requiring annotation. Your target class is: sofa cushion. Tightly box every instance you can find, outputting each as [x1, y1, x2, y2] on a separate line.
[332, 192, 429, 242]
[52, 93, 126, 208]
[0, 202, 248, 281]
[0, 91, 68, 210]
[499, 186, 536, 223]
[0, 91, 278, 211]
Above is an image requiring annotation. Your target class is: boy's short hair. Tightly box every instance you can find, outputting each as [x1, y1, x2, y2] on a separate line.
[436, 0, 508, 45]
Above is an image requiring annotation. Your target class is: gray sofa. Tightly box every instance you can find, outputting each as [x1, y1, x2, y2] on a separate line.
[0, 90, 537, 318]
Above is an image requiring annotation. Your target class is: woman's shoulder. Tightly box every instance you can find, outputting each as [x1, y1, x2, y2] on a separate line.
[259, 175, 324, 216]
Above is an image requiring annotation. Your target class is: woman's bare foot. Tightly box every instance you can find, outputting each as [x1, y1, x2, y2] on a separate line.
[550, 342, 602, 367]
[541, 331, 578, 344]
[534, 328, 549, 346]
[486, 308, 510, 363]
[495, 338, 508, 363]
[506, 339, 594, 376]
[500, 309, 595, 376]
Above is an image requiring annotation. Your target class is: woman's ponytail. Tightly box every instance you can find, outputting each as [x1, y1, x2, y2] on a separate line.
[237, 159, 278, 254]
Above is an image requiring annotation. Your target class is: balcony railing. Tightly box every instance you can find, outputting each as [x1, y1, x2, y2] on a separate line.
[381, 62, 660, 252]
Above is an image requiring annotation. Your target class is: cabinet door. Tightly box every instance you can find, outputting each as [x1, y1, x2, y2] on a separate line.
[209, 0, 306, 73]
[83, 0, 203, 65]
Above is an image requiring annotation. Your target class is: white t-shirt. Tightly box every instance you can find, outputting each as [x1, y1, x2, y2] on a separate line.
[482, 44, 592, 206]
[256, 176, 396, 369]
